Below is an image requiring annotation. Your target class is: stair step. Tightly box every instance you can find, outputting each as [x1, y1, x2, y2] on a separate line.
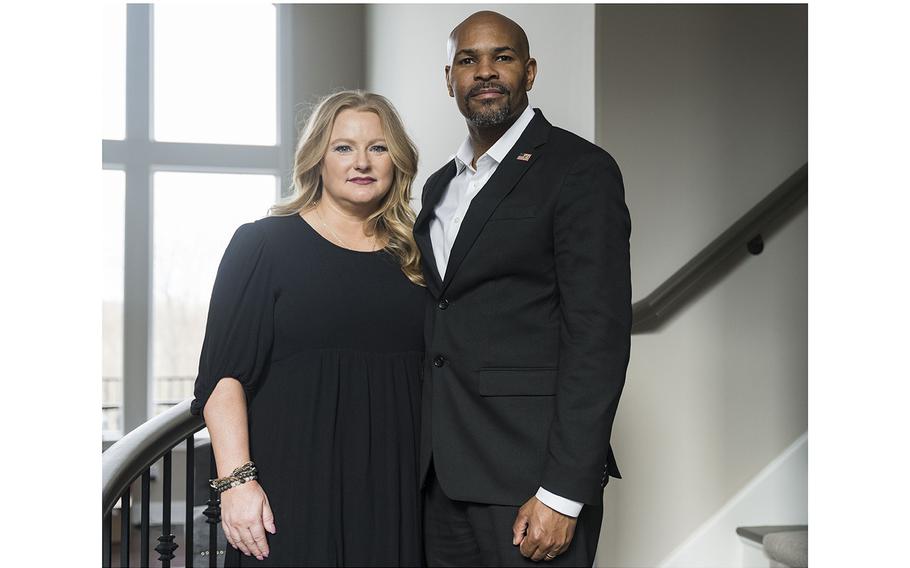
[763, 530, 807, 568]
[737, 525, 808, 568]
[736, 525, 807, 545]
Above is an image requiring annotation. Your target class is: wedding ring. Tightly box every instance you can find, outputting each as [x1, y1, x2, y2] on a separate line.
[545, 552, 556, 560]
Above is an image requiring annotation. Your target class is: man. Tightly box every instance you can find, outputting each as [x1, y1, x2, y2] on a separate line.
[413, 10, 631, 567]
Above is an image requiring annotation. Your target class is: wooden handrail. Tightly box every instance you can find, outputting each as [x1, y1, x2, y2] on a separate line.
[101, 399, 204, 518]
[631, 163, 807, 333]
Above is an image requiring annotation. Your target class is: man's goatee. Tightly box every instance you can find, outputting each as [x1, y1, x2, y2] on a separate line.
[467, 103, 512, 127]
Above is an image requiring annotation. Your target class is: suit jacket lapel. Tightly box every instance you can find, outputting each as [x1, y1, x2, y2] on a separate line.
[440, 110, 551, 294]
[414, 161, 456, 296]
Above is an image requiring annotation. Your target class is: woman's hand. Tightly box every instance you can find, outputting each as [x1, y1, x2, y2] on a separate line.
[202, 378, 274, 559]
[220, 480, 276, 560]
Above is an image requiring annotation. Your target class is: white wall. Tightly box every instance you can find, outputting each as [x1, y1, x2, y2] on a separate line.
[595, 5, 808, 567]
[364, 4, 596, 203]
[285, 3, 366, 182]
[287, 4, 365, 118]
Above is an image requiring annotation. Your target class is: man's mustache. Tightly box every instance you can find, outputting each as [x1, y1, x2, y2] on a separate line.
[466, 83, 510, 99]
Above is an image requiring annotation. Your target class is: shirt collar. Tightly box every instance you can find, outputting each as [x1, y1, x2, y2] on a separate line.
[453, 104, 536, 174]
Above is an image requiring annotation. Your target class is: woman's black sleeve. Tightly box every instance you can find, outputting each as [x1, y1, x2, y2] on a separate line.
[190, 222, 276, 417]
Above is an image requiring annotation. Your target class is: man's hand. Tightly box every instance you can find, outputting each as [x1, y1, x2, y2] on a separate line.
[512, 496, 578, 562]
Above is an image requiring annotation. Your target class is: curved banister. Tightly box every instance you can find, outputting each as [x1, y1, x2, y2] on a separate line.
[101, 398, 204, 518]
[631, 163, 807, 333]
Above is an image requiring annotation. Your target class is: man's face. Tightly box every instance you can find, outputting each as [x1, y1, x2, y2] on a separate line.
[445, 18, 536, 127]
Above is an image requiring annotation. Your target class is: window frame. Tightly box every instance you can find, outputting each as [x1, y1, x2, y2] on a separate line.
[102, 4, 295, 439]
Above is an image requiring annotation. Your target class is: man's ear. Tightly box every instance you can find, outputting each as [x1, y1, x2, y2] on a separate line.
[445, 65, 454, 97]
[524, 58, 538, 91]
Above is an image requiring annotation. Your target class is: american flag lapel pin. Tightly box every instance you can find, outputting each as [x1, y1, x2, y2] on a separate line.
[517, 153, 532, 161]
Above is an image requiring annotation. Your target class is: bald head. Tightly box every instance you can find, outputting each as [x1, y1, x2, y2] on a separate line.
[447, 11, 530, 65]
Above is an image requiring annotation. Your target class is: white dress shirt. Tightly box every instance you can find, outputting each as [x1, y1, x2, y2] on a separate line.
[428, 104, 584, 518]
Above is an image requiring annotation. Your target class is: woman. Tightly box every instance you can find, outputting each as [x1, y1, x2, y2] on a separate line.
[190, 90, 425, 567]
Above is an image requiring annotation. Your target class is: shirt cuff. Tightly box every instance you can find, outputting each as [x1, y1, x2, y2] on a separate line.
[535, 487, 583, 517]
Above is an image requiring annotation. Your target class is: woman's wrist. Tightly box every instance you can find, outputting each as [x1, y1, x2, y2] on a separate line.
[210, 461, 258, 494]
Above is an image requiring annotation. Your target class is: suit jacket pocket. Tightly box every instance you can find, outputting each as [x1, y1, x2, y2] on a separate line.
[479, 367, 557, 396]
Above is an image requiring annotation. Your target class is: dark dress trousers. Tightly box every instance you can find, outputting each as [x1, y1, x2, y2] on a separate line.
[414, 109, 631, 526]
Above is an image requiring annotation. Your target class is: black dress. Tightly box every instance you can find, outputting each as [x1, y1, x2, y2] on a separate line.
[190, 214, 425, 567]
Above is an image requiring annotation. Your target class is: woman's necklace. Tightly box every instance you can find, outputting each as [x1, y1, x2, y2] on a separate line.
[313, 201, 378, 251]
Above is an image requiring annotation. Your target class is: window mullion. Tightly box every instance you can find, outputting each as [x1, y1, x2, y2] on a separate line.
[148, 142, 281, 173]
[277, 5, 295, 198]
[125, 4, 152, 141]
[122, 4, 154, 432]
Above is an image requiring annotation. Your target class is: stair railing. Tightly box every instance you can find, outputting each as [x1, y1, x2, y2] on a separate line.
[632, 163, 807, 333]
[102, 399, 208, 567]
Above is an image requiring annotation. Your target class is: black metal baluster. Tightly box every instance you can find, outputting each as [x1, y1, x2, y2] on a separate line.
[185, 436, 195, 568]
[121, 487, 131, 567]
[141, 468, 150, 568]
[203, 449, 221, 568]
[103, 511, 112, 568]
[156, 451, 178, 566]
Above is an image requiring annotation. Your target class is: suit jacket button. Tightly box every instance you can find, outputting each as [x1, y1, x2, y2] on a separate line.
[433, 355, 446, 368]
[437, 299, 449, 310]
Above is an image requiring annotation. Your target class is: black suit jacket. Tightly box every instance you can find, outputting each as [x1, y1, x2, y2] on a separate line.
[414, 109, 631, 507]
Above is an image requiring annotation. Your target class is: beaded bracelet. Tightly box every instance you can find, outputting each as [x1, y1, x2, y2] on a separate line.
[210, 461, 258, 494]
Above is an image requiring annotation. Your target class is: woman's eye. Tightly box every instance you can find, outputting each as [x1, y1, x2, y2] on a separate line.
[334, 145, 352, 153]
[370, 145, 388, 153]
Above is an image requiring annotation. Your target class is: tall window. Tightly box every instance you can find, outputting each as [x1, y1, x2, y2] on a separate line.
[102, 4, 286, 436]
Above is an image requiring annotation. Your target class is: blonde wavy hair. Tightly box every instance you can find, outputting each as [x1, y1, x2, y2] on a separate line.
[271, 90, 424, 286]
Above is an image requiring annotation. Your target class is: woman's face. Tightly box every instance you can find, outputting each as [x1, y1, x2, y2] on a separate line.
[320, 109, 394, 211]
